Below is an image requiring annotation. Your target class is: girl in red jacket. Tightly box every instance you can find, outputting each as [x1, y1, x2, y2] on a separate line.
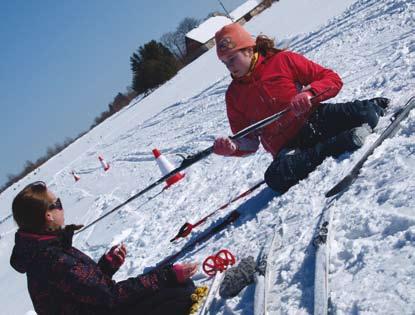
[213, 23, 389, 192]
[10, 181, 198, 315]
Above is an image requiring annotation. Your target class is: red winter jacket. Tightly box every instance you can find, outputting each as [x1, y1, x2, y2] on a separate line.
[226, 50, 343, 157]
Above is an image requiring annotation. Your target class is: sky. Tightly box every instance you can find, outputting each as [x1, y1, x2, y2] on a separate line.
[0, 0, 246, 187]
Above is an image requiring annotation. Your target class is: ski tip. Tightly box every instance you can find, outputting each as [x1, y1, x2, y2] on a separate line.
[325, 188, 338, 198]
[325, 175, 354, 197]
[325, 185, 342, 198]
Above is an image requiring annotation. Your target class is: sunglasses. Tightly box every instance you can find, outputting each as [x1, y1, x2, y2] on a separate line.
[48, 198, 63, 211]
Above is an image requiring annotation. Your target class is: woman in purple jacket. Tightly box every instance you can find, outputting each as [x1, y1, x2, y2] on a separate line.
[10, 181, 197, 315]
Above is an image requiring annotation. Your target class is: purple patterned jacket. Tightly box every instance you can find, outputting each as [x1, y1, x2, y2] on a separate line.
[10, 226, 180, 315]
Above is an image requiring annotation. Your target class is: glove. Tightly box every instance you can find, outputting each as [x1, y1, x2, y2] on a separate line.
[173, 263, 198, 284]
[290, 91, 313, 117]
[104, 243, 126, 271]
[213, 137, 238, 156]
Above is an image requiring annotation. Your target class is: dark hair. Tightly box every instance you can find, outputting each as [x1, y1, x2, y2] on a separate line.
[254, 35, 285, 57]
[12, 181, 50, 231]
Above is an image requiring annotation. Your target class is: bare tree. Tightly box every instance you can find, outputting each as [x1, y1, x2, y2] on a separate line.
[177, 17, 200, 36]
[160, 31, 186, 63]
[160, 17, 200, 63]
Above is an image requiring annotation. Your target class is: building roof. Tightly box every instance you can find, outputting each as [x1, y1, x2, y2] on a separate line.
[185, 0, 261, 44]
[186, 15, 232, 44]
[230, 0, 261, 20]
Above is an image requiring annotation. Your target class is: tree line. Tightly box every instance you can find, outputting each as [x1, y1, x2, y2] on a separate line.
[0, 136, 84, 193]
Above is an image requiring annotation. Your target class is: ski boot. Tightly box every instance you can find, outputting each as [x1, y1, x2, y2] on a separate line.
[369, 97, 390, 116]
[317, 123, 372, 158]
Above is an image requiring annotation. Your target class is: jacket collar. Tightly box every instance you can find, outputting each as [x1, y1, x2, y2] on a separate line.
[10, 225, 81, 274]
[232, 53, 264, 84]
[18, 230, 58, 241]
[17, 224, 80, 249]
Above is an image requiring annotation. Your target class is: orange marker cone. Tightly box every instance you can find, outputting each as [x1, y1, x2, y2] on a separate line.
[71, 171, 81, 182]
[98, 155, 110, 171]
[152, 148, 185, 188]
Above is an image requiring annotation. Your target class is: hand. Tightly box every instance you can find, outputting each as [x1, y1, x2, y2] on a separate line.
[290, 91, 313, 117]
[213, 137, 238, 156]
[104, 243, 127, 271]
[173, 262, 198, 283]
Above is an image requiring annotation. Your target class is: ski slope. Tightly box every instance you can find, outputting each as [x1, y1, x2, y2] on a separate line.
[1, 0, 414, 314]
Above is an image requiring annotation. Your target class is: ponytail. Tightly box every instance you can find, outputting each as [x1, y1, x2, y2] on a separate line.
[254, 35, 285, 57]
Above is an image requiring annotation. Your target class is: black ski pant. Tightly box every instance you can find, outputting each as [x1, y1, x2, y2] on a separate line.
[264, 99, 384, 193]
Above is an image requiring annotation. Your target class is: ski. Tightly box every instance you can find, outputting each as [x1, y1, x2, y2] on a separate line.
[313, 197, 337, 315]
[254, 217, 283, 315]
[196, 272, 225, 315]
[326, 96, 415, 197]
[158, 210, 241, 268]
[179, 213, 284, 314]
[313, 96, 415, 315]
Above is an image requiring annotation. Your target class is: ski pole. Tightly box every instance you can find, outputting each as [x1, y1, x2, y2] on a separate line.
[170, 180, 266, 242]
[76, 189, 165, 234]
[158, 210, 241, 268]
[76, 109, 289, 233]
[76, 90, 330, 233]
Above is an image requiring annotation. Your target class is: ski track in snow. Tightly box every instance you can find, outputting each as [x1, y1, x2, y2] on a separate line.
[0, 0, 414, 314]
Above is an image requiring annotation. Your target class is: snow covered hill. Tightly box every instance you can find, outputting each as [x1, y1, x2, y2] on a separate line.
[1, 0, 414, 314]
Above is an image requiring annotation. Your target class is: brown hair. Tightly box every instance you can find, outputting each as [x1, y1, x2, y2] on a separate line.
[12, 181, 51, 231]
[254, 35, 285, 57]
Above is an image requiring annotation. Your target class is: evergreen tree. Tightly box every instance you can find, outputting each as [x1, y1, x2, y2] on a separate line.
[130, 40, 179, 94]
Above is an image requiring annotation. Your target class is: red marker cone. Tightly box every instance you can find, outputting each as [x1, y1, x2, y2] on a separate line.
[71, 171, 80, 182]
[98, 155, 110, 171]
[152, 148, 185, 188]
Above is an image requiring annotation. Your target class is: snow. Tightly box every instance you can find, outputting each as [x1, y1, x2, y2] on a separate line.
[1, 0, 415, 314]
[186, 15, 233, 43]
